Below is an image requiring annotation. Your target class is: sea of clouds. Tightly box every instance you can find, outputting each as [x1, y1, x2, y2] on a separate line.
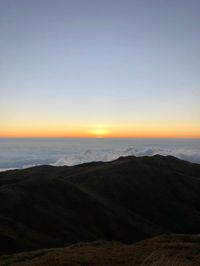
[0, 147, 200, 172]
[53, 147, 200, 166]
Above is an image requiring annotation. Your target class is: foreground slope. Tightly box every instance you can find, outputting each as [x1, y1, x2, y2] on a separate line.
[0, 234, 200, 266]
[0, 155, 200, 254]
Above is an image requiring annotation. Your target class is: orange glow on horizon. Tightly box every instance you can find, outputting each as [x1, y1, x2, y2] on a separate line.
[0, 133, 199, 138]
[0, 120, 200, 138]
[0, 125, 199, 139]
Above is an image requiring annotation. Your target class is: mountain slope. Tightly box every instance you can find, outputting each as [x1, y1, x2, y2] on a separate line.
[0, 155, 200, 254]
[0, 234, 200, 266]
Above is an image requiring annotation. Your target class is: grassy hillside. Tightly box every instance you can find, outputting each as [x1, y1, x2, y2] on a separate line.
[0, 155, 200, 254]
[0, 234, 199, 265]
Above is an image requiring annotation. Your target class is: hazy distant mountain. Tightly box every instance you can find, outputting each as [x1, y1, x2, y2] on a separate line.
[0, 155, 200, 255]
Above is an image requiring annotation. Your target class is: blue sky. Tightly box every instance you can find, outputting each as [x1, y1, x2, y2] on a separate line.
[0, 0, 200, 137]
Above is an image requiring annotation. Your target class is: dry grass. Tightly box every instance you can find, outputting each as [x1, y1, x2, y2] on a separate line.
[0, 234, 199, 266]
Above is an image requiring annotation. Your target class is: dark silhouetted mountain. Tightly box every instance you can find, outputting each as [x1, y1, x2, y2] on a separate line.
[0, 155, 200, 254]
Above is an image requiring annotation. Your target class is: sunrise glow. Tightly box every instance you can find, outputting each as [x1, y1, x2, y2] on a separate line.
[0, 1, 199, 139]
[0, 122, 199, 138]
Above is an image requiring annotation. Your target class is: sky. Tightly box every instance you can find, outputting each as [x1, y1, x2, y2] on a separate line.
[0, 0, 200, 138]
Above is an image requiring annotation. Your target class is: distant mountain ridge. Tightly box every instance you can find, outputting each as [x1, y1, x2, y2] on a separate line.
[0, 155, 200, 254]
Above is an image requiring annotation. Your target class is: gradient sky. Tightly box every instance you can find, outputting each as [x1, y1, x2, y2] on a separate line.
[0, 0, 200, 138]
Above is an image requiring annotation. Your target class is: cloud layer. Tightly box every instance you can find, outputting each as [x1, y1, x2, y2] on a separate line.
[0, 146, 199, 172]
[53, 147, 200, 166]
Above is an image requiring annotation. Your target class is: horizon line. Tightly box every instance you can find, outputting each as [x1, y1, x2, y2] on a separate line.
[0, 136, 200, 139]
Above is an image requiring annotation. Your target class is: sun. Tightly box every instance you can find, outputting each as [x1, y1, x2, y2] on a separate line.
[90, 125, 109, 138]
